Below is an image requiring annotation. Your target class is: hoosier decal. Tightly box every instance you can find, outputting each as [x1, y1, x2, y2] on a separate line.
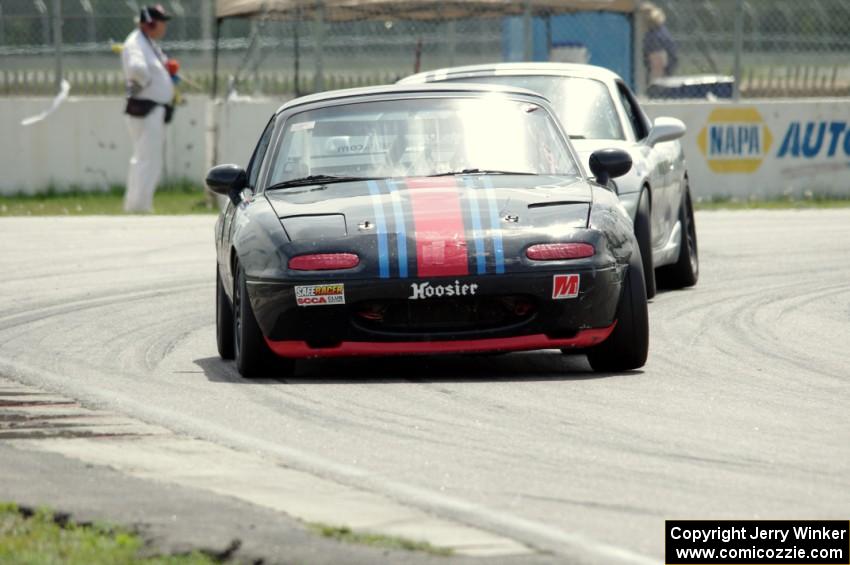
[552, 274, 580, 299]
[295, 283, 345, 306]
[409, 280, 478, 300]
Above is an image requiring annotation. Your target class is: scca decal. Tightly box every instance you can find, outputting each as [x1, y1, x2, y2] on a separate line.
[295, 283, 345, 306]
[552, 274, 580, 299]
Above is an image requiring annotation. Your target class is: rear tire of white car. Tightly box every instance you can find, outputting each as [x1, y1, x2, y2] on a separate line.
[233, 263, 295, 379]
[586, 250, 649, 372]
[216, 265, 235, 360]
[634, 189, 656, 299]
[658, 187, 699, 289]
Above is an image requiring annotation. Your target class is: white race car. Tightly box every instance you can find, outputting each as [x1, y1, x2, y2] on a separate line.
[400, 63, 698, 297]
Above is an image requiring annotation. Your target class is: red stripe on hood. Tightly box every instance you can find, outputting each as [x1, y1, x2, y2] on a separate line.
[405, 177, 469, 277]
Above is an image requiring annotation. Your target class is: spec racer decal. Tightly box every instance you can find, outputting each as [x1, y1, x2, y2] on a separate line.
[409, 280, 478, 300]
[295, 283, 345, 306]
[552, 274, 580, 299]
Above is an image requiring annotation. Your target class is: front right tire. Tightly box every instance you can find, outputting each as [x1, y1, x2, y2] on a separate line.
[233, 263, 294, 379]
[658, 187, 699, 289]
[586, 250, 649, 372]
[216, 265, 235, 360]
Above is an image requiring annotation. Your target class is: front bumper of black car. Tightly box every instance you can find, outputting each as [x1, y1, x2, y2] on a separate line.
[247, 263, 626, 359]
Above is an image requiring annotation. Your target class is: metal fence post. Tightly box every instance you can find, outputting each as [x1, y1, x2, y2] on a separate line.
[53, 0, 63, 91]
[37, 0, 50, 46]
[79, 0, 94, 46]
[733, 0, 743, 100]
[294, 16, 301, 96]
[447, 20, 457, 67]
[313, 0, 325, 92]
[633, 1, 647, 96]
[523, 0, 533, 61]
[201, 0, 213, 62]
[211, 18, 221, 98]
[313, 0, 325, 93]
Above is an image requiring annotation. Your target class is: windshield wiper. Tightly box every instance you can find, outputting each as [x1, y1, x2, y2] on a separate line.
[428, 169, 536, 177]
[266, 175, 386, 190]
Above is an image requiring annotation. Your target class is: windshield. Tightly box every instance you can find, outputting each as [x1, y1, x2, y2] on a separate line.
[266, 96, 579, 186]
[441, 75, 624, 141]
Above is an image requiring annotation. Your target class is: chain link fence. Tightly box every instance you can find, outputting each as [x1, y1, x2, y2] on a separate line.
[213, 16, 507, 97]
[649, 0, 850, 98]
[1, 0, 848, 98]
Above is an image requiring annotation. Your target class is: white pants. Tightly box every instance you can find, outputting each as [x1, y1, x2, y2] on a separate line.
[125, 106, 165, 213]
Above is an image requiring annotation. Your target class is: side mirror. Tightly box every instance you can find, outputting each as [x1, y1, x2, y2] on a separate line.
[206, 164, 248, 205]
[646, 116, 686, 147]
[589, 148, 632, 186]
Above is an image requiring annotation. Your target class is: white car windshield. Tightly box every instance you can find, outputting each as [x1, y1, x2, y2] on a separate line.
[267, 96, 579, 185]
[441, 75, 624, 141]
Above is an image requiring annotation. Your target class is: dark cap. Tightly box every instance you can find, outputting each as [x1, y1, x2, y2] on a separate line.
[140, 4, 171, 23]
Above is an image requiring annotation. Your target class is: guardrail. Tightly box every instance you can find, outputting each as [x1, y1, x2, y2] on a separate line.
[0, 70, 402, 97]
[3, 66, 849, 98]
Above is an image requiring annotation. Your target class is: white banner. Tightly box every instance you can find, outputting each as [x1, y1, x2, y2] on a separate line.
[3, 96, 848, 198]
[644, 99, 850, 199]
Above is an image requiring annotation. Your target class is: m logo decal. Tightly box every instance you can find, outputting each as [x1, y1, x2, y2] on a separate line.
[552, 274, 580, 299]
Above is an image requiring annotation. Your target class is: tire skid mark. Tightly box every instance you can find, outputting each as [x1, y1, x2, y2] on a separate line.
[727, 283, 848, 383]
[517, 492, 665, 518]
[654, 276, 850, 385]
[142, 315, 211, 372]
[0, 277, 210, 320]
[0, 431, 146, 440]
[0, 280, 210, 333]
[0, 400, 76, 408]
[647, 251, 850, 485]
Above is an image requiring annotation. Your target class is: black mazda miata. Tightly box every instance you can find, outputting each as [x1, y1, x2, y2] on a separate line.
[207, 84, 648, 378]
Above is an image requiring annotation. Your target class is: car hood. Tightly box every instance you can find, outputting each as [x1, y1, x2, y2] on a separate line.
[266, 175, 591, 233]
[265, 175, 593, 278]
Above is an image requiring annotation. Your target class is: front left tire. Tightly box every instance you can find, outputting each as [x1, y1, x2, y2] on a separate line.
[586, 249, 649, 372]
[233, 262, 294, 379]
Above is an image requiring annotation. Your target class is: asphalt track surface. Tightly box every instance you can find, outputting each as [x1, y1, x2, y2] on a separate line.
[1, 210, 849, 563]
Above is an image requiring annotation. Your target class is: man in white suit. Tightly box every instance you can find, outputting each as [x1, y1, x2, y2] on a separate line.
[121, 4, 174, 213]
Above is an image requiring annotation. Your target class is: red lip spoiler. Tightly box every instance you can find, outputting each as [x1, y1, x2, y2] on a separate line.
[265, 324, 615, 359]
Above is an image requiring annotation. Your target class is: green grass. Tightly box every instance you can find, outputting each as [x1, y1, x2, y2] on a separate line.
[0, 182, 219, 216]
[0, 503, 217, 565]
[695, 194, 850, 210]
[308, 522, 453, 556]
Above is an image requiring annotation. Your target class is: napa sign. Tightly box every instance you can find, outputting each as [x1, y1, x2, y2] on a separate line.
[696, 106, 850, 174]
[697, 108, 773, 173]
[645, 99, 850, 197]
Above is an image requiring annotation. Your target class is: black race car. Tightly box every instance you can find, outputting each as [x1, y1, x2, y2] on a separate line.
[207, 84, 648, 378]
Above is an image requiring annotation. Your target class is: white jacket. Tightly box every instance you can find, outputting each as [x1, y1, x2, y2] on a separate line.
[122, 29, 174, 105]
